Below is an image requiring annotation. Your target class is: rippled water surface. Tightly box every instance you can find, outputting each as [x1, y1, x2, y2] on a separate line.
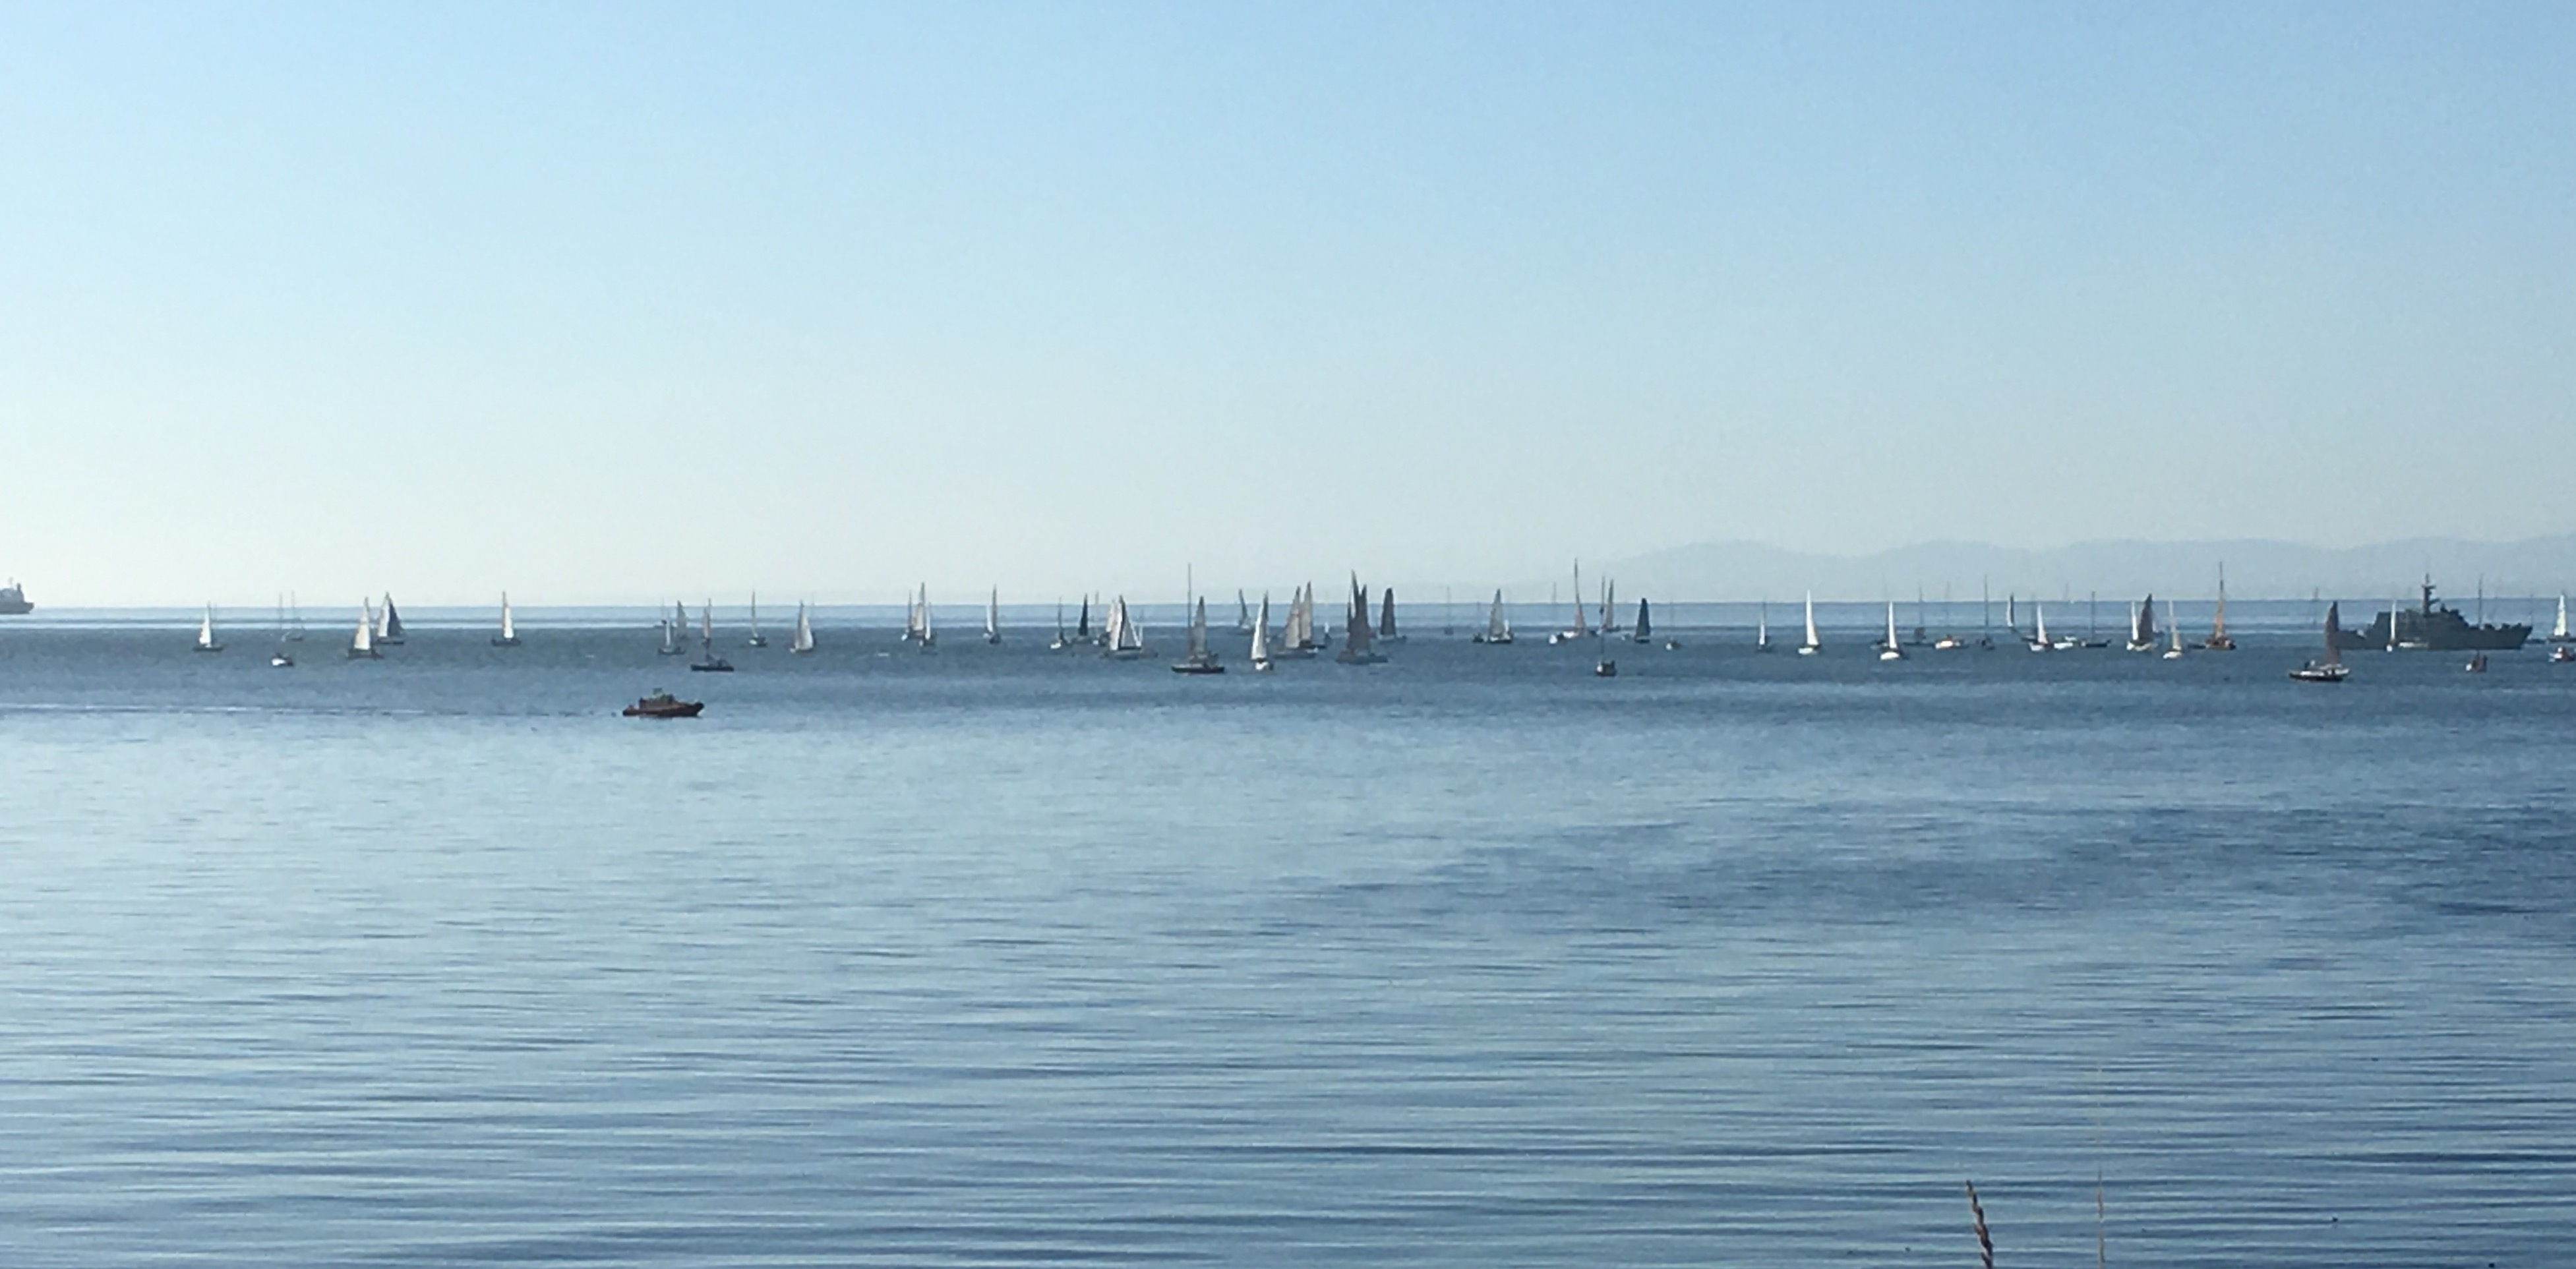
[3, 619, 2572, 1266]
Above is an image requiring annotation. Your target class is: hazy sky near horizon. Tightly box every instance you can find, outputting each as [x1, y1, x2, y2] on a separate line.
[4, 3, 2572, 605]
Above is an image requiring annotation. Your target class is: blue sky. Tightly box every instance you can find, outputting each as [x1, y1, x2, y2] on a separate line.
[3, 3, 2570, 604]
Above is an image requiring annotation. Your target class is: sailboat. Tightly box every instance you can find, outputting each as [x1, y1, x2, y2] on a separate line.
[791, 601, 816, 655]
[1629, 597, 1653, 645]
[376, 595, 406, 645]
[1235, 590, 1256, 635]
[492, 593, 522, 647]
[2552, 594, 2571, 643]
[2203, 566, 2237, 650]
[1597, 577, 1620, 637]
[2163, 601, 2186, 659]
[984, 587, 1002, 645]
[2289, 601, 2350, 682]
[660, 601, 686, 655]
[2029, 602, 2054, 651]
[270, 596, 294, 666]
[1278, 583, 1320, 657]
[349, 600, 380, 660]
[1377, 588, 1403, 644]
[904, 584, 934, 647]
[1593, 628, 1617, 677]
[285, 592, 305, 642]
[1797, 593, 1820, 656]
[1102, 595, 1148, 659]
[1073, 595, 1093, 647]
[1756, 601, 1773, 653]
[1249, 593, 1274, 671]
[1172, 597, 1224, 674]
[2126, 593, 2158, 652]
[194, 604, 224, 653]
[692, 599, 734, 671]
[1472, 590, 1514, 645]
[1337, 576, 1387, 664]
[746, 593, 769, 648]
[1878, 602, 1904, 661]
[1549, 561, 1592, 645]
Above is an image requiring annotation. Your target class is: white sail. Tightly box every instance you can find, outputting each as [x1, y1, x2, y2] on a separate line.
[1757, 606, 1770, 651]
[1187, 597, 1209, 657]
[985, 587, 1001, 643]
[351, 600, 375, 657]
[1284, 583, 1313, 649]
[196, 605, 220, 651]
[700, 599, 714, 645]
[1800, 592, 1820, 653]
[918, 585, 933, 645]
[1569, 562, 1591, 636]
[2165, 601, 2185, 658]
[1483, 590, 1511, 641]
[1104, 595, 1146, 655]
[2556, 594, 2569, 641]
[2033, 603, 2052, 650]
[1251, 593, 1273, 666]
[746, 593, 767, 647]
[499, 593, 516, 642]
[1880, 601, 1902, 660]
[791, 602, 816, 654]
[1236, 590, 1255, 634]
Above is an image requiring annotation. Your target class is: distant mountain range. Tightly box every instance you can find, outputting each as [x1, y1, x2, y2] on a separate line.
[1552, 536, 2576, 604]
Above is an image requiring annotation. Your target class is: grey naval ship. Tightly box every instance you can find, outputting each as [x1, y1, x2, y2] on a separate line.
[2351, 577, 2531, 651]
[0, 580, 30, 615]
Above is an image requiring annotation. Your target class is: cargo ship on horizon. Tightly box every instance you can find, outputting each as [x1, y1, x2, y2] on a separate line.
[0, 580, 30, 615]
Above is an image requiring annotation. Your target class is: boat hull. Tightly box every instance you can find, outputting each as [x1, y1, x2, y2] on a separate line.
[623, 699, 705, 718]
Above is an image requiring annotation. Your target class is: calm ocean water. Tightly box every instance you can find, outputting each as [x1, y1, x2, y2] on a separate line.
[3, 610, 2573, 1266]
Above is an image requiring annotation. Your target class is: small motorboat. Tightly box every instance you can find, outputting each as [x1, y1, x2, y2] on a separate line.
[2551, 646, 2575, 664]
[623, 690, 704, 719]
[2466, 653, 2488, 674]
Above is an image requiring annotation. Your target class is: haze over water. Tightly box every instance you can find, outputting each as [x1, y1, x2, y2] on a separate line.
[4, 622, 2572, 1265]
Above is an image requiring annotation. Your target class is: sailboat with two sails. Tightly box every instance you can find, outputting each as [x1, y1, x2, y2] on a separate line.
[1249, 593, 1274, 671]
[1336, 577, 1387, 665]
[1101, 595, 1149, 659]
[1472, 590, 1514, 645]
[691, 601, 734, 672]
[791, 602, 816, 655]
[2290, 602, 2350, 682]
[1172, 597, 1224, 674]
[349, 600, 381, 660]
[194, 605, 224, 654]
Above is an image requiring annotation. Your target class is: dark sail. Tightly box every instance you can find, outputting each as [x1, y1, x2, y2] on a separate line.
[1075, 595, 1091, 639]
[2323, 602, 2343, 666]
[1634, 598, 1651, 639]
[1378, 588, 1396, 638]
